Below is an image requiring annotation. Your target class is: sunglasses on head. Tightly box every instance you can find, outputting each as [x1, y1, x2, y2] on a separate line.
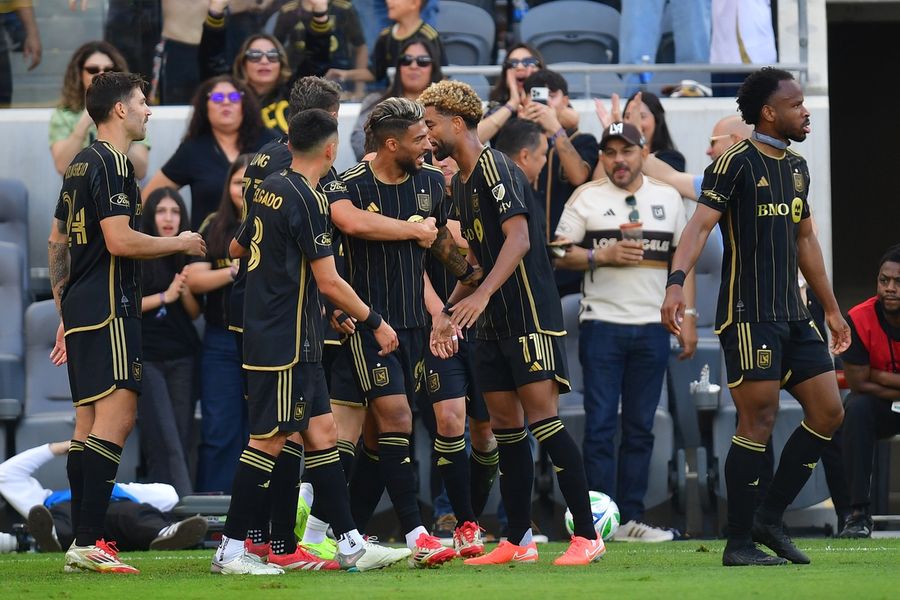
[244, 48, 281, 63]
[625, 195, 640, 223]
[505, 57, 540, 69]
[208, 91, 244, 104]
[84, 65, 118, 75]
[399, 54, 433, 67]
[709, 134, 730, 148]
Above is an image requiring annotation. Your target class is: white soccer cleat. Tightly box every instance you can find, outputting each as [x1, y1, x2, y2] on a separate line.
[612, 520, 674, 543]
[338, 540, 411, 572]
[211, 550, 285, 575]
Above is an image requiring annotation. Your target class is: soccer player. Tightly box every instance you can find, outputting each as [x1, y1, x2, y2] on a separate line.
[661, 67, 849, 566]
[212, 108, 410, 575]
[418, 80, 604, 566]
[333, 96, 465, 567]
[48, 72, 207, 574]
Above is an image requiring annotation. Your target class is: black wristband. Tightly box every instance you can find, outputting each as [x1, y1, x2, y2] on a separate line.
[456, 264, 475, 282]
[364, 309, 383, 329]
[666, 269, 687, 288]
[441, 302, 454, 316]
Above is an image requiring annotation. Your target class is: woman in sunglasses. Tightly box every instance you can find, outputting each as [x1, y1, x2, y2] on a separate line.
[233, 33, 293, 134]
[49, 40, 150, 178]
[143, 75, 278, 231]
[350, 37, 443, 160]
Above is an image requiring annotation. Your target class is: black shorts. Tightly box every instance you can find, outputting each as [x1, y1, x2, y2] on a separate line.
[246, 362, 331, 439]
[342, 327, 427, 405]
[719, 319, 834, 389]
[65, 317, 142, 406]
[473, 333, 570, 394]
[424, 337, 489, 421]
[328, 340, 365, 407]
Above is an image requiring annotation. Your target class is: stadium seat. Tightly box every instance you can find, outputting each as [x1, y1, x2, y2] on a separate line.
[0, 178, 30, 297]
[436, 1, 496, 66]
[449, 74, 491, 101]
[0, 242, 24, 402]
[521, 1, 620, 65]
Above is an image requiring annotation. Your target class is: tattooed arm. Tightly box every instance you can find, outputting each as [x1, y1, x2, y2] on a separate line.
[48, 218, 70, 365]
[429, 225, 483, 286]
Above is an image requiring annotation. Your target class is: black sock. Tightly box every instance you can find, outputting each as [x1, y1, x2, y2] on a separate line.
[434, 434, 475, 524]
[470, 447, 499, 518]
[378, 432, 421, 534]
[269, 440, 303, 555]
[75, 435, 122, 546]
[530, 417, 594, 540]
[494, 428, 533, 545]
[222, 447, 276, 542]
[66, 440, 85, 537]
[724, 435, 766, 542]
[304, 447, 355, 537]
[337, 438, 357, 479]
[758, 422, 830, 525]
[349, 445, 385, 531]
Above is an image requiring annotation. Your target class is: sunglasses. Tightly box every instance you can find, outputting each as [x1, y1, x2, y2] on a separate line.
[625, 195, 640, 223]
[709, 134, 730, 148]
[208, 91, 244, 104]
[244, 48, 281, 63]
[399, 54, 433, 67]
[505, 57, 540, 69]
[84, 65, 118, 75]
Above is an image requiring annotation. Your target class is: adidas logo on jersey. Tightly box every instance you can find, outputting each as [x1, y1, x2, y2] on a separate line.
[367, 202, 380, 212]
[529, 362, 544, 372]
[757, 176, 769, 187]
[603, 208, 616, 216]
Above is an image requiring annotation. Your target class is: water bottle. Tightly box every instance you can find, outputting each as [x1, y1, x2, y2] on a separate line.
[638, 54, 653, 86]
[0, 532, 18, 553]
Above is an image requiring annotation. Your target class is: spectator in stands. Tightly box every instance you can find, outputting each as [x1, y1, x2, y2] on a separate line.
[187, 155, 252, 494]
[100, 0, 160, 83]
[138, 188, 202, 498]
[143, 75, 278, 231]
[0, 0, 40, 107]
[369, 0, 445, 86]
[0, 440, 208, 552]
[364, 0, 439, 52]
[351, 37, 443, 160]
[837, 244, 900, 538]
[710, 0, 777, 97]
[232, 33, 293, 133]
[273, 0, 370, 101]
[49, 41, 150, 180]
[150, 1, 221, 105]
[554, 122, 695, 542]
[521, 69, 599, 297]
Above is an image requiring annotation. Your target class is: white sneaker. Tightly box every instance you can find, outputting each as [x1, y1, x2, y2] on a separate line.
[612, 520, 674, 543]
[338, 540, 411, 572]
[211, 550, 285, 574]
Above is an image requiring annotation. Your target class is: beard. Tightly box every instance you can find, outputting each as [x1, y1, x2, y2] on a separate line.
[432, 139, 453, 161]
[397, 154, 421, 175]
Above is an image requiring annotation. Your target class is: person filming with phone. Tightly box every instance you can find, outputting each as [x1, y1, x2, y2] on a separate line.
[551, 121, 695, 542]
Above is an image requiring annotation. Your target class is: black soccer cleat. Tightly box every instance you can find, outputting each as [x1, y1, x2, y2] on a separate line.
[751, 518, 810, 564]
[27, 505, 62, 552]
[722, 540, 788, 566]
[837, 514, 874, 539]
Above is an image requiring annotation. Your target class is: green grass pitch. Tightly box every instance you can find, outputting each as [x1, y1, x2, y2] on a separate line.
[2, 539, 899, 599]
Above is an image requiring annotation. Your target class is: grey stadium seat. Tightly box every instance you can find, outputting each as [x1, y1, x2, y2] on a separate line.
[521, 1, 620, 65]
[0, 241, 24, 402]
[0, 178, 29, 296]
[436, 1, 495, 66]
[449, 74, 491, 101]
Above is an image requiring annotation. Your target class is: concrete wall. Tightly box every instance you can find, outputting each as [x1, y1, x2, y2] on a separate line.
[0, 97, 832, 288]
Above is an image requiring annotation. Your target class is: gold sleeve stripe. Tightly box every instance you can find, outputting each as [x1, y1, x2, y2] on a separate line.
[712, 140, 746, 175]
[342, 163, 367, 181]
[479, 152, 501, 186]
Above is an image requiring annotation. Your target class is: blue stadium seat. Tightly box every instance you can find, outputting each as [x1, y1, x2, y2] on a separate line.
[437, 1, 496, 66]
[0, 178, 30, 298]
[0, 242, 24, 402]
[521, 1, 620, 65]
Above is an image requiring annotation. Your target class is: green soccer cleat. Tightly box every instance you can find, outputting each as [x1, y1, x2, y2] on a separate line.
[303, 537, 337, 561]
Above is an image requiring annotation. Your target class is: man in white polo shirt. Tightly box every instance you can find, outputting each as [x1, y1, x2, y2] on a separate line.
[554, 122, 696, 542]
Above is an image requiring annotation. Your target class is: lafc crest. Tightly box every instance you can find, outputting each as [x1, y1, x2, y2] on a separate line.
[417, 192, 431, 212]
[373, 367, 389, 387]
[793, 170, 805, 193]
[427, 372, 440, 394]
[757, 349, 772, 369]
[294, 400, 306, 421]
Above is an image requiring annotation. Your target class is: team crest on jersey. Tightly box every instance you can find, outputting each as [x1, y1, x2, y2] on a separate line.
[492, 183, 506, 202]
[652, 205, 665, 220]
[110, 193, 130, 208]
[373, 367, 390, 387]
[471, 191, 480, 212]
[757, 349, 772, 369]
[417, 192, 431, 212]
[132, 361, 142, 381]
[793, 171, 805, 193]
[323, 180, 347, 193]
[427, 373, 440, 394]
[294, 400, 306, 421]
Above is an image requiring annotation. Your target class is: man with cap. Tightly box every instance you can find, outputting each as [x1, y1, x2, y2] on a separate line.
[554, 121, 695, 542]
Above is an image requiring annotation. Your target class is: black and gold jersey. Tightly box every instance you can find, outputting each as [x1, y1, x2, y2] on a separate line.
[453, 147, 565, 340]
[424, 194, 460, 304]
[340, 160, 447, 328]
[53, 141, 142, 333]
[699, 140, 812, 331]
[242, 169, 334, 369]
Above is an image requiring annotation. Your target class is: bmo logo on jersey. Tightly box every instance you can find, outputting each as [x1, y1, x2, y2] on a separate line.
[757, 198, 804, 223]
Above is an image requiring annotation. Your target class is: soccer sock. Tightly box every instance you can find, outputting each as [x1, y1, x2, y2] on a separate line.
[66, 440, 85, 537]
[222, 446, 276, 544]
[434, 434, 476, 524]
[349, 445, 385, 531]
[75, 435, 121, 546]
[302, 515, 329, 545]
[378, 432, 422, 534]
[493, 427, 534, 546]
[724, 435, 766, 541]
[337, 438, 357, 478]
[269, 440, 303, 555]
[299, 481, 314, 508]
[405, 525, 428, 550]
[470, 447, 499, 518]
[530, 417, 595, 540]
[337, 529, 367, 556]
[757, 421, 831, 525]
[303, 447, 357, 538]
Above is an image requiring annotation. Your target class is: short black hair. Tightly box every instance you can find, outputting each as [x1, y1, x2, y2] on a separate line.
[85, 72, 146, 125]
[288, 108, 338, 153]
[495, 119, 544, 158]
[288, 76, 341, 119]
[879, 243, 900, 270]
[523, 69, 568, 96]
[365, 97, 424, 148]
[736, 67, 795, 126]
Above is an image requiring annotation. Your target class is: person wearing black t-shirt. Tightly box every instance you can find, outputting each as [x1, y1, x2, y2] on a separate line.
[138, 188, 202, 498]
[662, 68, 849, 567]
